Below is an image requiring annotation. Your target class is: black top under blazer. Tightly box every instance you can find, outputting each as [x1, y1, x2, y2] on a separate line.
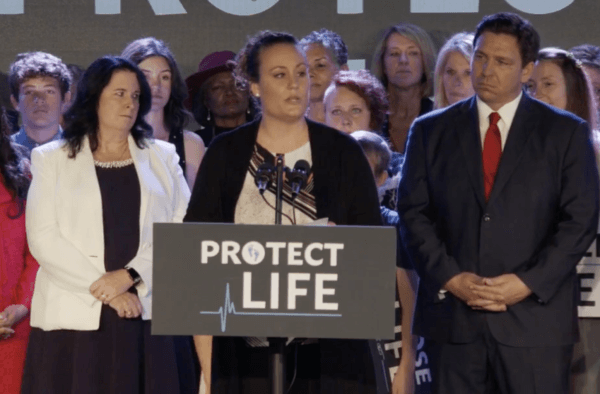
[398, 94, 600, 347]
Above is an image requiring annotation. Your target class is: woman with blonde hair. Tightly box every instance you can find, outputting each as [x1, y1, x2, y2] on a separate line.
[433, 32, 475, 109]
[371, 23, 437, 153]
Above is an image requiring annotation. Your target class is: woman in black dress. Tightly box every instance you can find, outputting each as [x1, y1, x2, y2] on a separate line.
[22, 56, 194, 394]
[185, 30, 382, 394]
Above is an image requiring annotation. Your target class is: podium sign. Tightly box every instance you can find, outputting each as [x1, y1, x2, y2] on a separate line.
[152, 223, 396, 340]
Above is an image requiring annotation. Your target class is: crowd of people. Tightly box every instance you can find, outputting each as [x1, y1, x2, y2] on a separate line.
[1, 10, 600, 394]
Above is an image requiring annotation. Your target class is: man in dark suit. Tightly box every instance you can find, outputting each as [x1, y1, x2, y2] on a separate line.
[398, 12, 599, 394]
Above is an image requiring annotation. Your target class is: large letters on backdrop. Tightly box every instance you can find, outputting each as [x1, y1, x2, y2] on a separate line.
[0, 0, 577, 16]
[577, 235, 600, 317]
[412, 0, 573, 14]
[95, 0, 186, 14]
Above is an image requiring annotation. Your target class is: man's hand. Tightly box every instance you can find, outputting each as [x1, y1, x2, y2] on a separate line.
[445, 272, 508, 312]
[90, 269, 134, 304]
[443, 272, 486, 303]
[469, 274, 532, 309]
[108, 292, 143, 319]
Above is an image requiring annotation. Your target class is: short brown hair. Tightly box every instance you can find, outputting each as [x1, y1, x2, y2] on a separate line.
[474, 12, 539, 68]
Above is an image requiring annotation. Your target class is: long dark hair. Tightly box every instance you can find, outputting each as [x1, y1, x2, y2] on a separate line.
[63, 56, 152, 158]
[0, 108, 30, 218]
[121, 37, 189, 135]
[536, 48, 597, 130]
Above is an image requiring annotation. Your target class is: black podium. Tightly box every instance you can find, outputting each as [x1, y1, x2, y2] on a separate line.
[152, 222, 397, 391]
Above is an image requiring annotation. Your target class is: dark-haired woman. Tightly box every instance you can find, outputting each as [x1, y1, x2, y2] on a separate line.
[186, 50, 254, 147]
[122, 37, 205, 189]
[299, 29, 349, 123]
[185, 31, 382, 394]
[21, 56, 194, 394]
[0, 110, 38, 394]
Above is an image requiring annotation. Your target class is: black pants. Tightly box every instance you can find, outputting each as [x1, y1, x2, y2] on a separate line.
[428, 326, 573, 394]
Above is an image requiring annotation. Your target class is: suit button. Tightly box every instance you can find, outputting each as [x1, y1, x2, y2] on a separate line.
[483, 214, 491, 222]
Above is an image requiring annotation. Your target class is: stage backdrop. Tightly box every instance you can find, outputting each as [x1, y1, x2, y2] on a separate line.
[0, 0, 599, 78]
[1, 0, 599, 302]
[1, 1, 600, 314]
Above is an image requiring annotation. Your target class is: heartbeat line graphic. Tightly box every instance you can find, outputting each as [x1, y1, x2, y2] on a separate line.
[200, 283, 342, 332]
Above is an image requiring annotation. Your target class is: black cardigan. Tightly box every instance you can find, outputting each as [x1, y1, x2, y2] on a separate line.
[184, 118, 382, 393]
[184, 118, 382, 227]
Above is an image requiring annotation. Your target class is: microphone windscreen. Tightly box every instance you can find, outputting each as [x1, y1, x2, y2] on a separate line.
[294, 160, 311, 172]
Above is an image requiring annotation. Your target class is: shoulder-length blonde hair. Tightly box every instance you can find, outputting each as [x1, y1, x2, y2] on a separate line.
[433, 32, 474, 109]
[371, 23, 437, 98]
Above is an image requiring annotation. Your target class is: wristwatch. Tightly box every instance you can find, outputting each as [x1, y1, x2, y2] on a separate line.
[126, 268, 142, 285]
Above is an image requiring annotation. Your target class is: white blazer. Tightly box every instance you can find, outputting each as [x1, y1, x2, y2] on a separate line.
[26, 135, 190, 330]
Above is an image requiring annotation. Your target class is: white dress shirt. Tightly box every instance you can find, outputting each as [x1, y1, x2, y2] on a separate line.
[477, 91, 523, 150]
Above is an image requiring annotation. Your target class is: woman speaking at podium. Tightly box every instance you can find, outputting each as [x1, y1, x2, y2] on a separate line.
[184, 31, 382, 394]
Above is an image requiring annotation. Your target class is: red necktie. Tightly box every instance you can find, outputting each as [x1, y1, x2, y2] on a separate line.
[482, 112, 502, 201]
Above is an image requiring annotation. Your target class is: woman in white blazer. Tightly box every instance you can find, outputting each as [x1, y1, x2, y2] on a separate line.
[21, 56, 195, 394]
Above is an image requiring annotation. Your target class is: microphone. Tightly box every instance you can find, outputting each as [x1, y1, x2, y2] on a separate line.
[255, 162, 275, 195]
[287, 160, 311, 200]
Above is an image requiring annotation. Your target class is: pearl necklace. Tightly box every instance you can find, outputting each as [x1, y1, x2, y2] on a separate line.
[94, 158, 134, 168]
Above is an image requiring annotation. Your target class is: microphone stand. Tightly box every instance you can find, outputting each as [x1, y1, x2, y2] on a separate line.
[274, 154, 284, 225]
[269, 153, 286, 394]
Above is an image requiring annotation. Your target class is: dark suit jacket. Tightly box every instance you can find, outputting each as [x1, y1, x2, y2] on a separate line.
[398, 94, 599, 347]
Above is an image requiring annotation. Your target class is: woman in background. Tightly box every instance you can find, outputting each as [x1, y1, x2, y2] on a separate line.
[371, 23, 437, 153]
[323, 69, 388, 135]
[322, 70, 408, 214]
[527, 47, 597, 128]
[433, 32, 475, 109]
[299, 28, 349, 123]
[122, 37, 205, 188]
[0, 109, 38, 394]
[527, 47, 600, 394]
[185, 50, 254, 147]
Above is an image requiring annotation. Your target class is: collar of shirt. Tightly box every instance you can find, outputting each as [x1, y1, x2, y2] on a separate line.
[13, 126, 63, 152]
[476, 91, 522, 150]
